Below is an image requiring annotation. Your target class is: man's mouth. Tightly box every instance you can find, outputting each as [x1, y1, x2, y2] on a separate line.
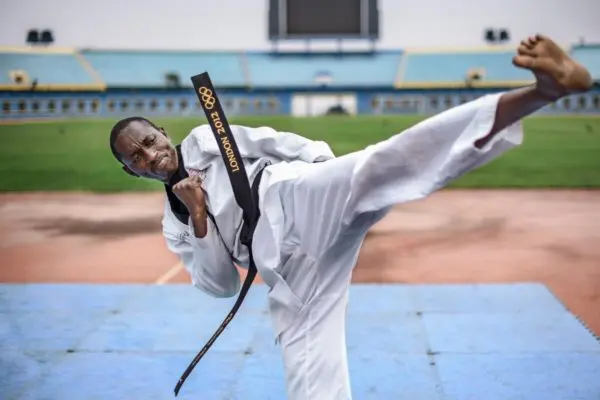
[153, 155, 168, 174]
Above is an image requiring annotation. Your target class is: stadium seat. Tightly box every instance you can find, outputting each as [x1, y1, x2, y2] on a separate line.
[244, 51, 403, 87]
[571, 45, 600, 80]
[400, 49, 533, 85]
[0, 51, 96, 85]
[80, 51, 246, 87]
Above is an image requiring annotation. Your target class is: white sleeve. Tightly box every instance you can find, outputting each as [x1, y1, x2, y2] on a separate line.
[162, 205, 240, 298]
[197, 124, 335, 163]
[345, 92, 524, 217]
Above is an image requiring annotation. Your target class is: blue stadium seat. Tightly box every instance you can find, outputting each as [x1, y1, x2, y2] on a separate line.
[401, 50, 532, 83]
[244, 51, 402, 87]
[571, 45, 600, 79]
[81, 51, 246, 87]
[0, 52, 95, 84]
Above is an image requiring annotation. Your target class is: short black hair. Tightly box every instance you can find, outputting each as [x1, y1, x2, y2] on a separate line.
[109, 116, 161, 162]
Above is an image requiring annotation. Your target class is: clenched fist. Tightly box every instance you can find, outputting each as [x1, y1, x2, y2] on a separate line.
[172, 175, 206, 214]
[172, 175, 208, 237]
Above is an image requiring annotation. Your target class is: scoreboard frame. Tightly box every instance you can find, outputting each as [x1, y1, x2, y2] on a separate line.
[268, 0, 379, 41]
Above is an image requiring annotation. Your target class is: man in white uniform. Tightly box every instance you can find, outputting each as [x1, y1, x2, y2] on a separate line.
[109, 35, 593, 399]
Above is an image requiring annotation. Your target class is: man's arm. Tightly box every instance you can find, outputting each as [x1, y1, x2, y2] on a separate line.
[163, 204, 240, 298]
[166, 175, 240, 298]
[194, 124, 336, 164]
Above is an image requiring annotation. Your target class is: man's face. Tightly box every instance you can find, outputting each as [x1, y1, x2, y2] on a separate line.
[113, 120, 178, 182]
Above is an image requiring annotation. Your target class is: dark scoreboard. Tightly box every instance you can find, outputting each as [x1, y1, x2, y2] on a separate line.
[268, 0, 379, 40]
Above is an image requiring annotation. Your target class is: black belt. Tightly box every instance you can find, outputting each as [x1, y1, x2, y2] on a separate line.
[239, 164, 267, 247]
[168, 72, 264, 397]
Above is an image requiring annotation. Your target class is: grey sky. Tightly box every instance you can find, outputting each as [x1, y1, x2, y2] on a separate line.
[2, 0, 599, 50]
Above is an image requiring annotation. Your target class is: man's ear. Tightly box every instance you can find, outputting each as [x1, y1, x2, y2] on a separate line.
[122, 165, 139, 177]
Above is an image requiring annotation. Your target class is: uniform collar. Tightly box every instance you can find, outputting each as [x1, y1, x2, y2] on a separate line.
[164, 144, 190, 225]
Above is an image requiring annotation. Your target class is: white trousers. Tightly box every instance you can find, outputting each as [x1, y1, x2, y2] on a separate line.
[271, 92, 523, 400]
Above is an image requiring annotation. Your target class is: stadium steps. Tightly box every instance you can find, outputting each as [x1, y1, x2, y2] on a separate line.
[393, 51, 409, 86]
[239, 51, 252, 87]
[73, 51, 106, 89]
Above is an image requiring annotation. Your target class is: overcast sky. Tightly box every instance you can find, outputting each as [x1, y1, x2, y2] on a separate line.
[2, 0, 599, 50]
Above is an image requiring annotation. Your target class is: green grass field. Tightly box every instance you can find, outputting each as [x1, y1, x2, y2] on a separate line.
[1, 115, 599, 192]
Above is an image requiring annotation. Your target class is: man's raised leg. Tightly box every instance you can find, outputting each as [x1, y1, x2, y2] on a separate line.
[271, 34, 593, 400]
[342, 34, 593, 221]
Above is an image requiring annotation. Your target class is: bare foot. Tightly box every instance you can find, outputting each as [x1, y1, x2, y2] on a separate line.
[512, 34, 593, 100]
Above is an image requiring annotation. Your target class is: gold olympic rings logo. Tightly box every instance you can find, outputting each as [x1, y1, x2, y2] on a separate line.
[198, 87, 216, 110]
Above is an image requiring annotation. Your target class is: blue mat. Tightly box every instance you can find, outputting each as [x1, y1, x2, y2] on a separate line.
[1, 283, 599, 400]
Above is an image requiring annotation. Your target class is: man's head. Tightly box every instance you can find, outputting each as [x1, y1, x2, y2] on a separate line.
[109, 116, 179, 183]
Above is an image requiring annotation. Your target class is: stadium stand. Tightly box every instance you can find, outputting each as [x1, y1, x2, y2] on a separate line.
[80, 50, 246, 87]
[1, 44, 598, 119]
[244, 50, 402, 87]
[0, 48, 101, 89]
[397, 47, 534, 88]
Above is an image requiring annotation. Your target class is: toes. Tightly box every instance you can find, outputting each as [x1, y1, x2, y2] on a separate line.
[521, 34, 544, 48]
[512, 55, 534, 69]
[518, 45, 537, 56]
[512, 55, 551, 71]
[521, 40, 533, 50]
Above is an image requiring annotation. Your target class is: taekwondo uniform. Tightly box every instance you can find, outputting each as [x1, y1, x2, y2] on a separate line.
[161, 92, 523, 400]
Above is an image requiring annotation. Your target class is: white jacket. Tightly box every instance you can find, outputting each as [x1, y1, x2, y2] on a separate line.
[161, 94, 524, 338]
[161, 124, 335, 298]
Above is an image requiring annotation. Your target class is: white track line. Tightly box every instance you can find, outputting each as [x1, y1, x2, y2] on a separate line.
[155, 262, 184, 285]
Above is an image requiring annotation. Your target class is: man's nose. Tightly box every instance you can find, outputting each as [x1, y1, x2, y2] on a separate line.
[143, 147, 159, 162]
